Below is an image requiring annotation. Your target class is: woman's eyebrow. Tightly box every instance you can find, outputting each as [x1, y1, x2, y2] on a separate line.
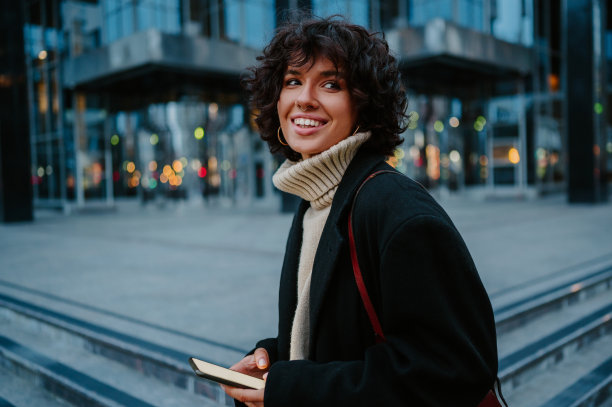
[320, 70, 342, 78]
[284, 69, 343, 78]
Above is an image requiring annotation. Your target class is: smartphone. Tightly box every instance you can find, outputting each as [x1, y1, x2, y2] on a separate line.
[188, 357, 265, 390]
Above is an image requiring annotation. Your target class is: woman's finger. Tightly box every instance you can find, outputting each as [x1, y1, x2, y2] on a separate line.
[253, 348, 270, 370]
[222, 386, 265, 403]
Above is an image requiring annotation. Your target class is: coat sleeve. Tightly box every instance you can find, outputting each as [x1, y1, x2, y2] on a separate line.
[262, 215, 498, 407]
[255, 337, 279, 364]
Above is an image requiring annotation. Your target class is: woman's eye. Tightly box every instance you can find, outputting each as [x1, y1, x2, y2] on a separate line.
[323, 81, 341, 90]
[285, 78, 300, 86]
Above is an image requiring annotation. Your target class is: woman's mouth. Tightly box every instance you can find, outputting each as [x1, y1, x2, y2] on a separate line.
[293, 118, 325, 128]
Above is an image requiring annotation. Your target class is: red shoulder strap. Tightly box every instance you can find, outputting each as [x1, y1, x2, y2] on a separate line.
[348, 170, 396, 343]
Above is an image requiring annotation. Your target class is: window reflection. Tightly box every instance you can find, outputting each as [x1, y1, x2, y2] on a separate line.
[103, 0, 180, 44]
[409, 0, 453, 26]
[223, 0, 275, 48]
[312, 0, 369, 27]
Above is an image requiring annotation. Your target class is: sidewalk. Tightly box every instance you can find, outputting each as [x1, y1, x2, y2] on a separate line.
[1, 193, 611, 366]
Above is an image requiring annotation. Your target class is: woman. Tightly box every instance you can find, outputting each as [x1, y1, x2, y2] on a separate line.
[224, 15, 499, 407]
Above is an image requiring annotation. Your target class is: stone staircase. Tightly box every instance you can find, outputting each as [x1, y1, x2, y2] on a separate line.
[493, 258, 612, 406]
[0, 257, 611, 406]
[0, 281, 242, 407]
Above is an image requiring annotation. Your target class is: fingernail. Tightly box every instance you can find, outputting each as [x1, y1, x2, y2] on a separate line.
[257, 358, 267, 368]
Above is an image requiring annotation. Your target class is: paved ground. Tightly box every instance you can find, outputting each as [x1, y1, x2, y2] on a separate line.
[1, 189, 611, 366]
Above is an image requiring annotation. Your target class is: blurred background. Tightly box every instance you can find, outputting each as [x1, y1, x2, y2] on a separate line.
[1, 1, 612, 407]
[1, 0, 610, 220]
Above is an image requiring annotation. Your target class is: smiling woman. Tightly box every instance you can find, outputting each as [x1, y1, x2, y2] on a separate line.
[277, 58, 357, 159]
[230, 14, 503, 407]
[243, 14, 407, 163]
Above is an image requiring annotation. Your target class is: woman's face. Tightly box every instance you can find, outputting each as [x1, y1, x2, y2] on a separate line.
[277, 57, 358, 160]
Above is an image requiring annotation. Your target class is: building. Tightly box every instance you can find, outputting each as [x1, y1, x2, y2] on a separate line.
[3, 0, 610, 218]
[20, 0, 277, 212]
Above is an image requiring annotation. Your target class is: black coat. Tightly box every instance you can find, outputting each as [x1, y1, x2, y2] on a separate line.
[251, 148, 498, 406]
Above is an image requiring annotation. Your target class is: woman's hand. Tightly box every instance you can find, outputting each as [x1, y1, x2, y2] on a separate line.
[221, 348, 270, 407]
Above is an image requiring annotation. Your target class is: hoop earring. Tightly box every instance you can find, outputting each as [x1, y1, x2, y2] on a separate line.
[351, 126, 360, 137]
[277, 127, 288, 146]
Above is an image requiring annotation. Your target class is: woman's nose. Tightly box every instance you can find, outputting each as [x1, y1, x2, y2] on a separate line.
[295, 86, 318, 111]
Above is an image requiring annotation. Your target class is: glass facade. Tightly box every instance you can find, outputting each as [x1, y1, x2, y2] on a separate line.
[223, 0, 275, 48]
[378, 0, 531, 43]
[23, 0, 602, 211]
[312, 0, 369, 27]
[103, 0, 181, 44]
[493, 0, 534, 46]
[25, 0, 67, 205]
[106, 101, 261, 203]
[374, 0, 564, 195]
[24, 0, 278, 210]
[185, 0, 275, 48]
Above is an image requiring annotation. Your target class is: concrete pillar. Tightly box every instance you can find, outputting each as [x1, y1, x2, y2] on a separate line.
[0, 1, 33, 222]
[565, 0, 608, 202]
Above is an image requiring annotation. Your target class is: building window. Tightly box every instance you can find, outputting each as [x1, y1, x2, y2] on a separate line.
[492, 0, 534, 46]
[409, 0, 453, 26]
[222, 0, 275, 48]
[312, 0, 369, 27]
[103, 0, 181, 44]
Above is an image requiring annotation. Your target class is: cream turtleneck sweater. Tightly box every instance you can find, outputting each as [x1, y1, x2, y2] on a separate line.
[272, 131, 370, 360]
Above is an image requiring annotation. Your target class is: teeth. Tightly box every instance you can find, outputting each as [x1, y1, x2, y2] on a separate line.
[294, 118, 321, 127]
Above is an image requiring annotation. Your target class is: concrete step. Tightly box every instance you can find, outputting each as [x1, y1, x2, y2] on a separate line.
[493, 262, 612, 335]
[539, 353, 612, 407]
[497, 288, 612, 358]
[2, 256, 611, 406]
[503, 334, 612, 407]
[494, 259, 612, 406]
[499, 301, 612, 388]
[0, 294, 237, 406]
[0, 279, 248, 366]
[0, 364, 72, 407]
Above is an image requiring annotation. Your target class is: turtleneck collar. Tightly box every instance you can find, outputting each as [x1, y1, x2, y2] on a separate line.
[272, 131, 371, 210]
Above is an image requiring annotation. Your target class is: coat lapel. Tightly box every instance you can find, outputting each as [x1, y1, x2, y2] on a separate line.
[308, 149, 386, 355]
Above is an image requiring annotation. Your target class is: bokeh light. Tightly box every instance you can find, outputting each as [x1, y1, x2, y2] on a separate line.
[172, 160, 183, 173]
[434, 120, 444, 133]
[408, 111, 419, 129]
[179, 157, 188, 169]
[509, 148, 520, 164]
[594, 103, 603, 115]
[474, 115, 486, 132]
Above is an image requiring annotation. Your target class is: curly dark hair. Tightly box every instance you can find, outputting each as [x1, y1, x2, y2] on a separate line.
[243, 14, 408, 161]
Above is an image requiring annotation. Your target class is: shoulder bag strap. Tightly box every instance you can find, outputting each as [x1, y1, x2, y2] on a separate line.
[348, 169, 397, 343]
